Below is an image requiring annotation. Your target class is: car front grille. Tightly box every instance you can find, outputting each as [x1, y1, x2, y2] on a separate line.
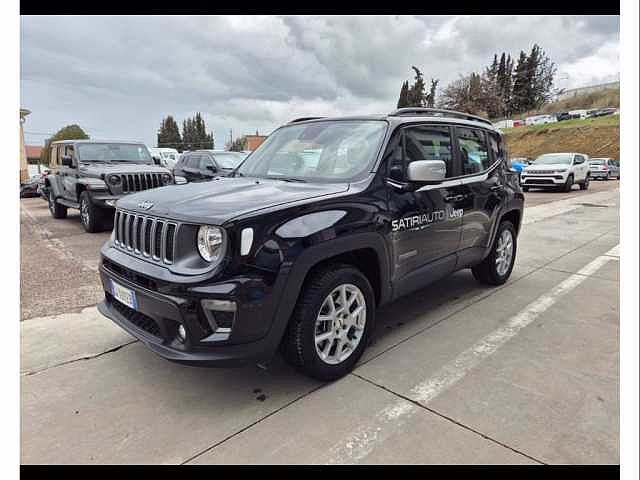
[113, 209, 178, 264]
[526, 170, 554, 175]
[120, 173, 164, 193]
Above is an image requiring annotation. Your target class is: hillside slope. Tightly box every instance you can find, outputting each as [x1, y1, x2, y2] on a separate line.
[504, 115, 620, 161]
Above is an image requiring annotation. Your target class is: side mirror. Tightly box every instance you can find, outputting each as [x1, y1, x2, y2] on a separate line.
[407, 160, 446, 183]
[206, 165, 217, 172]
[61, 155, 73, 167]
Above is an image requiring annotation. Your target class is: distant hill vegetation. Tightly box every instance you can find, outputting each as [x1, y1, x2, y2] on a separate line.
[513, 87, 620, 120]
[504, 115, 620, 162]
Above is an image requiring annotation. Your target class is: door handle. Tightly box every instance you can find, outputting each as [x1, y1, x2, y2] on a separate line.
[444, 194, 464, 202]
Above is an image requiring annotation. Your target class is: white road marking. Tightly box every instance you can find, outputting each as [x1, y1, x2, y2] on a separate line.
[325, 244, 619, 464]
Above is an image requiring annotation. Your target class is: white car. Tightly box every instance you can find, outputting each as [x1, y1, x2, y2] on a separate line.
[525, 114, 557, 126]
[520, 152, 591, 192]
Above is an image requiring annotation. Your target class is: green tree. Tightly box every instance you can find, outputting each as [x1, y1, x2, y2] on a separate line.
[397, 80, 410, 108]
[40, 124, 89, 164]
[407, 66, 426, 106]
[509, 50, 530, 114]
[425, 79, 439, 108]
[227, 136, 247, 152]
[396, 67, 438, 108]
[157, 116, 182, 150]
[181, 113, 214, 151]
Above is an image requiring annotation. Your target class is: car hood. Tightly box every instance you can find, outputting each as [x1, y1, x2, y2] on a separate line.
[524, 164, 568, 172]
[79, 163, 171, 177]
[116, 176, 350, 224]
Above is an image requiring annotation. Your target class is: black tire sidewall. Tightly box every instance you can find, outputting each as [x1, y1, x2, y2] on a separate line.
[80, 191, 101, 232]
[488, 221, 517, 284]
[564, 174, 574, 192]
[296, 267, 375, 380]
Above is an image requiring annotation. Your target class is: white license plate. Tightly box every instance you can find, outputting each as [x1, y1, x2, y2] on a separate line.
[111, 280, 138, 310]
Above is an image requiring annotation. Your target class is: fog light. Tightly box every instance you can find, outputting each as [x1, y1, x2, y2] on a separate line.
[177, 324, 186, 342]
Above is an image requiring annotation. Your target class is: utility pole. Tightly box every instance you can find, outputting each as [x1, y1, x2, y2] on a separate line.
[229, 128, 233, 147]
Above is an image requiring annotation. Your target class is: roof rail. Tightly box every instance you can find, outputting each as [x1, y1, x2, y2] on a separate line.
[288, 117, 325, 124]
[389, 108, 493, 126]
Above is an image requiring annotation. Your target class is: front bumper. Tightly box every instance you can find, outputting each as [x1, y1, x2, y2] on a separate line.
[520, 173, 567, 187]
[89, 192, 124, 209]
[98, 256, 287, 367]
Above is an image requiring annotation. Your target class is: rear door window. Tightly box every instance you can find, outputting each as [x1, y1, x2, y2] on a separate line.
[456, 127, 490, 175]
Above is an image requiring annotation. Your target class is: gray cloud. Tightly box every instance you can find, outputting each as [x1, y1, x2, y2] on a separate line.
[21, 15, 619, 147]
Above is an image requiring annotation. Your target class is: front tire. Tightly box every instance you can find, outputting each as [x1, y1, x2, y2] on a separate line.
[283, 264, 375, 381]
[472, 221, 517, 286]
[522, 186, 529, 192]
[563, 174, 574, 192]
[580, 175, 590, 190]
[48, 190, 68, 219]
[79, 191, 106, 233]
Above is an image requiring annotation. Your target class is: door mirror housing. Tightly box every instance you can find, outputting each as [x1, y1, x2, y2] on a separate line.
[206, 165, 217, 172]
[407, 160, 446, 183]
[61, 155, 74, 167]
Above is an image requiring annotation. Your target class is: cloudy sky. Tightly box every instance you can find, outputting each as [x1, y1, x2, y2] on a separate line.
[21, 15, 619, 148]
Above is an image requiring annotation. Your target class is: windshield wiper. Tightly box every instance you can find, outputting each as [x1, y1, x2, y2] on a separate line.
[273, 176, 307, 183]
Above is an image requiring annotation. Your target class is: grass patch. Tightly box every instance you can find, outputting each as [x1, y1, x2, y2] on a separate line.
[502, 114, 619, 135]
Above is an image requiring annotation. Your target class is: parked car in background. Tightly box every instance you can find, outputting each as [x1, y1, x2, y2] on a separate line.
[509, 157, 532, 172]
[589, 158, 620, 180]
[587, 107, 618, 119]
[555, 112, 580, 122]
[521, 152, 591, 192]
[20, 175, 42, 198]
[525, 114, 557, 126]
[172, 150, 245, 183]
[148, 147, 180, 169]
[568, 109, 589, 120]
[45, 140, 174, 232]
[513, 119, 525, 128]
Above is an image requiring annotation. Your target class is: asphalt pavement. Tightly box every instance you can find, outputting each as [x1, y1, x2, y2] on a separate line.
[20, 180, 619, 464]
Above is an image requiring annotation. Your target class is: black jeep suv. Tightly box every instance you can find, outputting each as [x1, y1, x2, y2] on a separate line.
[45, 140, 174, 232]
[98, 109, 524, 380]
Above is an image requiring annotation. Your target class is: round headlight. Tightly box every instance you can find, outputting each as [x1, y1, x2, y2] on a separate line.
[108, 175, 121, 185]
[197, 226, 224, 262]
[162, 173, 172, 184]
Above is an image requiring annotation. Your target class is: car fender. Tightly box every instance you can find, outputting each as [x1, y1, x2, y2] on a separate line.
[257, 231, 392, 360]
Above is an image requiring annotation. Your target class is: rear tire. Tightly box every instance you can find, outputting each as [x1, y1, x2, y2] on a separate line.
[282, 264, 375, 381]
[48, 190, 68, 219]
[472, 221, 517, 286]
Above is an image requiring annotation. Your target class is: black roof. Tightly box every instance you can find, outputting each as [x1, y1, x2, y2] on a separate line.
[51, 139, 146, 145]
[286, 109, 499, 133]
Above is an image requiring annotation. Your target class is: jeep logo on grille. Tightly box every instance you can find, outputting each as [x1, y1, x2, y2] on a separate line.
[137, 200, 154, 210]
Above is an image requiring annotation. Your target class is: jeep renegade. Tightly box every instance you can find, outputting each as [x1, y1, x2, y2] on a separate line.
[45, 140, 175, 232]
[98, 108, 524, 380]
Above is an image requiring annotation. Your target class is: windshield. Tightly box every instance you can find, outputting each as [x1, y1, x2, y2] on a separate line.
[236, 120, 387, 182]
[212, 152, 245, 169]
[533, 154, 572, 165]
[77, 143, 153, 163]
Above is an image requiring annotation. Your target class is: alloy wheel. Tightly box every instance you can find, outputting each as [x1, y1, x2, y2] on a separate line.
[495, 229, 514, 277]
[80, 198, 90, 227]
[314, 284, 367, 365]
